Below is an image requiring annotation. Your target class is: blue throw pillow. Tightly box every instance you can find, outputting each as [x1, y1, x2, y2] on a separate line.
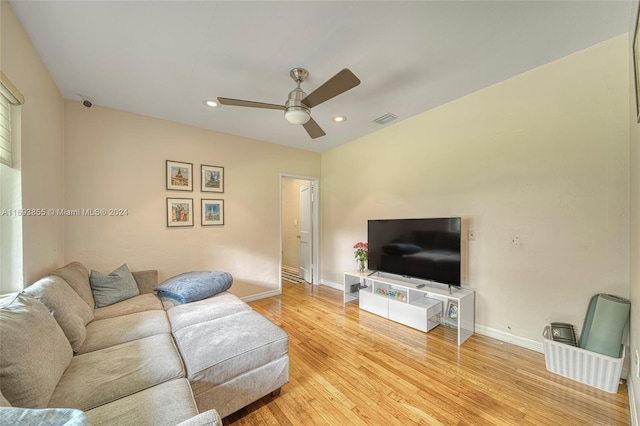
[89, 264, 140, 308]
[0, 407, 92, 426]
[154, 271, 233, 304]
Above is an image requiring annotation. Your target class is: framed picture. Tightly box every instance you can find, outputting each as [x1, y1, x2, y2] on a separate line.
[444, 300, 459, 327]
[201, 199, 224, 226]
[167, 198, 193, 227]
[201, 165, 224, 193]
[166, 160, 193, 191]
[634, 7, 640, 122]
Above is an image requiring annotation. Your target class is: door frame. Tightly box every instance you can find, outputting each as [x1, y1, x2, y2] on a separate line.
[279, 173, 320, 289]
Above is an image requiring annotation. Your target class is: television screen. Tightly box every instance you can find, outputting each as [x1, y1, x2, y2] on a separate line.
[367, 217, 461, 286]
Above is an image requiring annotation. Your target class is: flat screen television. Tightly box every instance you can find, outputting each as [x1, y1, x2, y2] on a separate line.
[367, 217, 461, 287]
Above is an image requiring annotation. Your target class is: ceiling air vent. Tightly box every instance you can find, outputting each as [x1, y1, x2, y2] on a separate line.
[373, 112, 398, 125]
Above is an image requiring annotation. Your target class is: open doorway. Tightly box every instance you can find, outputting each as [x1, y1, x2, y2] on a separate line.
[280, 174, 319, 289]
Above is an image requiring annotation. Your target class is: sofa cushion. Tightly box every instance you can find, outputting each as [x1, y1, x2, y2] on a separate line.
[24, 276, 94, 352]
[0, 407, 91, 426]
[77, 310, 171, 354]
[0, 293, 73, 408]
[193, 357, 289, 419]
[51, 262, 94, 309]
[93, 293, 163, 320]
[175, 409, 222, 426]
[131, 269, 159, 295]
[0, 388, 11, 407]
[173, 310, 288, 386]
[166, 292, 252, 332]
[155, 271, 233, 304]
[85, 379, 200, 426]
[90, 264, 140, 307]
[49, 334, 185, 411]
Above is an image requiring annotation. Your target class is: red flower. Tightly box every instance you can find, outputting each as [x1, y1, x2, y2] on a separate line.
[353, 242, 368, 261]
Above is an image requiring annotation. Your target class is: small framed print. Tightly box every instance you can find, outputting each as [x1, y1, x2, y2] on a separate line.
[444, 300, 459, 327]
[201, 165, 224, 193]
[166, 160, 193, 191]
[201, 199, 224, 226]
[167, 198, 193, 227]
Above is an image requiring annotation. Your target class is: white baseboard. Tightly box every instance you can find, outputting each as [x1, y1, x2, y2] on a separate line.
[462, 324, 545, 353]
[240, 289, 281, 303]
[320, 278, 343, 292]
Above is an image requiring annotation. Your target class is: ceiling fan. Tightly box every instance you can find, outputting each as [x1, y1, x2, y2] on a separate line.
[217, 68, 360, 139]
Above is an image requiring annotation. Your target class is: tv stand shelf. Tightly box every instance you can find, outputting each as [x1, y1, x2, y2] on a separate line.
[344, 271, 474, 345]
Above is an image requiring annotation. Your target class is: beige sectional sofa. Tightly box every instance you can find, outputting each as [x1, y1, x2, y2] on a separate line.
[0, 262, 289, 425]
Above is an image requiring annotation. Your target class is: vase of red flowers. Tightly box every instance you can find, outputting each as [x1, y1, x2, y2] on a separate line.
[353, 242, 368, 273]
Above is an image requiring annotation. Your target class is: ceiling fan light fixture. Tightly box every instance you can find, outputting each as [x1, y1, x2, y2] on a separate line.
[284, 107, 310, 125]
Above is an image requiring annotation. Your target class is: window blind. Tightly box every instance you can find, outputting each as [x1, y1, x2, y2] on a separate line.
[0, 72, 24, 168]
[0, 94, 10, 167]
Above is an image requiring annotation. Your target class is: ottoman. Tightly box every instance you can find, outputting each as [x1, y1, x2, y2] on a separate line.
[171, 309, 289, 419]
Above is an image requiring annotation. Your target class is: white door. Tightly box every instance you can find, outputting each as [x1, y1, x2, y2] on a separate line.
[298, 183, 312, 283]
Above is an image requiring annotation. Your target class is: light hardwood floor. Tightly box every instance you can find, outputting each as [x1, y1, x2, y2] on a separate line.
[224, 281, 630, 425]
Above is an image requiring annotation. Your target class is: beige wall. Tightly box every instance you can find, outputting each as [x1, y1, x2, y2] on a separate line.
[1, 1, 65, 285]
[628, 1, 640, 418]
[281, 178, 308, 269]
[321, 35, 630, 346]
[63, 101, 320, 298]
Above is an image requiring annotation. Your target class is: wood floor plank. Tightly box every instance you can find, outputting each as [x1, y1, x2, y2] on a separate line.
[223, 282, 630, 425]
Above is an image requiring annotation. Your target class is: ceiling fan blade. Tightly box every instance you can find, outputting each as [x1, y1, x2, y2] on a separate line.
[217, 97, 285, 110]
[303, 117, 326, 139]
[302, 68, 360, 108]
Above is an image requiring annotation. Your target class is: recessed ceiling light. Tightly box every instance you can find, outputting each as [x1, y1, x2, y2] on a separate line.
[203, 99, 219, 108]
[332, 115, 347, 123]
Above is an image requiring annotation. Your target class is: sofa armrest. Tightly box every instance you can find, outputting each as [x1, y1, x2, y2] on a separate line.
[174, 409, 222, 426]
[131, 270, 158, 295]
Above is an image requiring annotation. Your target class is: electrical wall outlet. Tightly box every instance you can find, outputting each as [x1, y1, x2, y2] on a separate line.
[468, 230, 475, 241]
[512, 236, 520, 246]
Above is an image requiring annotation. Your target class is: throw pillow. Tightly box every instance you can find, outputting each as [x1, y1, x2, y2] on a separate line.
[24, 276, 94, 352]
[0, 293, 73, 408]
[89, 264, 140, 308]
[51, 262, 94, 309]
[154, 271, 233, 304]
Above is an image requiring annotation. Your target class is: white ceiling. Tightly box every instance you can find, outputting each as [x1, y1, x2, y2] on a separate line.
[9, 1, 633, 152]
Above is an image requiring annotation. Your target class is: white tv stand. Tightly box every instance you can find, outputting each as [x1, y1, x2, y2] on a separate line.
[344, 271, 474, 345]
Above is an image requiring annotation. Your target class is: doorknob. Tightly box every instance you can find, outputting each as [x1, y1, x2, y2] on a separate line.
[297, 236, 301, 239]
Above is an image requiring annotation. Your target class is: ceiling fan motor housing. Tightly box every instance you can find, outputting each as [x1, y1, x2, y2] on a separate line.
[284, 87, 310, 124]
